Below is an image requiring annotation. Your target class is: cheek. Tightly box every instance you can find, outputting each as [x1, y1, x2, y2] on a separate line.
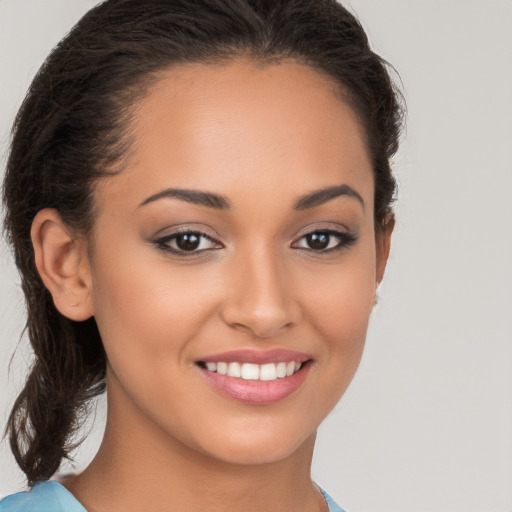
[319, 273, 375, 350]
[88, 252, 225, 423]
[299, 242, 377, 402]
[305, 247, 376, 344]
[88, 242, 222, 372]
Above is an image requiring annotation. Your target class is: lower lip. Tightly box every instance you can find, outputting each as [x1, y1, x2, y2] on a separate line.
[198, 363, 311, 404]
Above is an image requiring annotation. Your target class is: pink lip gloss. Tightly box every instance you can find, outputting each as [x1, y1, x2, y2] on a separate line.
[196, 349, 312, 404]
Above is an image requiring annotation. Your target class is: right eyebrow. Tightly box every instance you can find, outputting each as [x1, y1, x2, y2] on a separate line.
[138, 188, 230, 209]
[294, 184, 365, 211]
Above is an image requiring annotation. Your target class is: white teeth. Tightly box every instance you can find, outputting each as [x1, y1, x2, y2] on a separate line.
[276, 362, 287, 378]
[241, 363, 260, 380]
[227, 361, 242, 378]
[217, 362, 228, 375]
[203, 360, 305, 380]
[260, 363, 277, 381]
[206, 362, 217, 372]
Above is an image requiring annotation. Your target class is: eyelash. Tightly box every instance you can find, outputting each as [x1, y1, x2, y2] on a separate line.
[153, 228, 357, 256]
[291, 229, 357, 253]
[153, 230, 222, 256]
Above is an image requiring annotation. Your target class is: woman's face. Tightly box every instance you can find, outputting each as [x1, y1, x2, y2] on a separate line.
[86, 60, 389, 465]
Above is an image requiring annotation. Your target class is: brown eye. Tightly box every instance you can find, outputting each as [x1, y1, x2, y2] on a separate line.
[305, 232, 330, 250]
[154, 230, 223, 255]
[175, 232, 201, 251]
[292, 229, 357, 252]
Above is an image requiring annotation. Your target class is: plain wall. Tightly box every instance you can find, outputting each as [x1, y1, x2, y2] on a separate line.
[1, 1, 511, 511]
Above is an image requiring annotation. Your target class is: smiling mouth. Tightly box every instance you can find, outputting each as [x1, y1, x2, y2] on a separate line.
[195, 349, 312, 403]
[196, 360, 305, 381]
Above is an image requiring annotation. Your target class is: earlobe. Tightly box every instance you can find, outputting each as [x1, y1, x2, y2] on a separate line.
[31, 208, 94, 321]
[376, 216, 394, 285]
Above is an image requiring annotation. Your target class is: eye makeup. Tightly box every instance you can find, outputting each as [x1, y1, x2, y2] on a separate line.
[151, 224, 357, 258]
[291, 228, 357, 253]
[153, 228, 223, 256]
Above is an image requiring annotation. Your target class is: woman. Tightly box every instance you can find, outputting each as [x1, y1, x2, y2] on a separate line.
[1, 0, 403, 511]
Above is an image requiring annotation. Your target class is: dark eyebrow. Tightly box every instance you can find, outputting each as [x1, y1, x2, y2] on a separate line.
[139, 188, 230, 209]
[294, 184, 365, 211]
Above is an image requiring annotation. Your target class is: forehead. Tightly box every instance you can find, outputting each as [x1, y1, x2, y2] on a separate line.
[96, 59, 373, 214]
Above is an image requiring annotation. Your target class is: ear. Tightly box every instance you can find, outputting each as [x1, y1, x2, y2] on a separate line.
[375, 216, 394, 285]
[31, 208, 94, 321]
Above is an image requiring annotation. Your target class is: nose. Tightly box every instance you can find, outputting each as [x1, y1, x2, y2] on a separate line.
[220, 246, 302, 339]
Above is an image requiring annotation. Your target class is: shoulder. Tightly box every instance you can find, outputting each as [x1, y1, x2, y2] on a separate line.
[320, 488, 348, 512]
[0, 481, 86, 512]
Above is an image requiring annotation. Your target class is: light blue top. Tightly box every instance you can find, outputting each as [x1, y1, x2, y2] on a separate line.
[0, 480, 347, 512]
[0, 482, 86, 512]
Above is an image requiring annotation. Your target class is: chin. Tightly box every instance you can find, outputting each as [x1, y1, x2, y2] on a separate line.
[188, 420, 317, 467]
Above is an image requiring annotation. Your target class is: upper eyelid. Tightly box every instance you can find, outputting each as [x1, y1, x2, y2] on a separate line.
[292, 225, 350, 240]
[299, 226, 346, 235]
[155, 230, 221, 244]
[153, 224, 221, 240]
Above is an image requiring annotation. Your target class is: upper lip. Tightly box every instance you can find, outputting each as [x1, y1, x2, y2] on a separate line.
[197, 349, 312, 365]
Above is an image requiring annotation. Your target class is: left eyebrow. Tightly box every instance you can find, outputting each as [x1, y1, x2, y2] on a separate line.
[294, 184, 365, 211]
[138, 188, 230, 209]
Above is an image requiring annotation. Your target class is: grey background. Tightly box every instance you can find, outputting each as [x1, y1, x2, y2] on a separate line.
[1, 1, 511, 511]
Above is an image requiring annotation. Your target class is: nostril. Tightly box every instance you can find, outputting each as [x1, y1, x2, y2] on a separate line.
[221, 303, 301, 339]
